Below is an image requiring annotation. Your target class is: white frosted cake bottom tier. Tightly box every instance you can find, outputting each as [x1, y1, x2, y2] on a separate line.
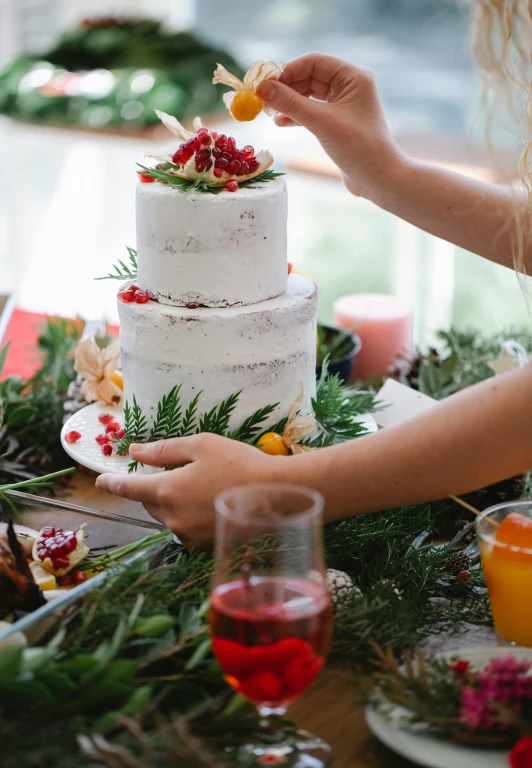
[118, 274, 318, 431]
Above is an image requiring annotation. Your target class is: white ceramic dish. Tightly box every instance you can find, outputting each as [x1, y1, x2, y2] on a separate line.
[366, 646, 532, 768]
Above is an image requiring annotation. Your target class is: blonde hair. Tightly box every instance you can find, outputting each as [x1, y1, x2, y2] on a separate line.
[471, 0, 532, 279]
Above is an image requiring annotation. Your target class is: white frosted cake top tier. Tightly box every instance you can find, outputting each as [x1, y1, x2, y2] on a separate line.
[135, 177, 288, 308]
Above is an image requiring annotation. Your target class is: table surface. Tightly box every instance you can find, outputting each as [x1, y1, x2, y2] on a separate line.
[70, 469, 415, 768]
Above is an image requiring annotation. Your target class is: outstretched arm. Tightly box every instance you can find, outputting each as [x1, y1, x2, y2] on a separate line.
[95, 365, 532, 547]
[257, 52, 528, 273]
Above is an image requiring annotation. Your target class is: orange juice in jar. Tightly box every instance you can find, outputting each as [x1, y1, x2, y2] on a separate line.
[477, 501, 532, 647]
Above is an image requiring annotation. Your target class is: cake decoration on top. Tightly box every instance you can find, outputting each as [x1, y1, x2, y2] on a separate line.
[137, 109, 283, 194]
[212, 60, 283, 121]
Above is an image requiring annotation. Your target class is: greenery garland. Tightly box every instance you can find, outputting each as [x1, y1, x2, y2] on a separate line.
[116, 362, 378, 472]
[0, 320, 531, 766]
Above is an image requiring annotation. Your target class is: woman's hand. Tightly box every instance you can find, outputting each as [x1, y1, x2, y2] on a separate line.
[95, 435, 284, 549]
[258, 52, 405, 199]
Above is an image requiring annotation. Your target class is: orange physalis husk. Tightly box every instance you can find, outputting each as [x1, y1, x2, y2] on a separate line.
[212, 61, 283, 119]
[281, 384, 317, 455]
[74, 335, 122, 406]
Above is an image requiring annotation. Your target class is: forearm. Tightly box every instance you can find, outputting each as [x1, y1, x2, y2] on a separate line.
[368, 156, 527, 271]
[282, 366, 532, 521]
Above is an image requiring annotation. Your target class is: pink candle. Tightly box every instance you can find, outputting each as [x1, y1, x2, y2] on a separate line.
[333, 294, 412, 380]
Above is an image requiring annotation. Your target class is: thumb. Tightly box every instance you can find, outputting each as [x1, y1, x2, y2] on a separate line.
[130, 437, 198, 467]
[258, 80, 323, 132]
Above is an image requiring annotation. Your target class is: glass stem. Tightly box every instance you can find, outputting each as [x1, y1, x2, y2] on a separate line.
[256, 707, 288, 745]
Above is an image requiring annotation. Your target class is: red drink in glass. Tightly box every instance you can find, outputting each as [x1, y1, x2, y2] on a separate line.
[210, 576, 332, 706]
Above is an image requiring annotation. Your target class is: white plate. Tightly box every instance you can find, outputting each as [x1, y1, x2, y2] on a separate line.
[366, 646, 532, 768]
[62, 404, 378, 475]
[61, 402, 131, 474]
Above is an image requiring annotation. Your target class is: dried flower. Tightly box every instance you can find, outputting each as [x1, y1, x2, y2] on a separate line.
[74, 335, 122, 406]
[459, 656, 532, 731]
[212, 61, 283, 120]
[510, 736, 532, 768]
[282, 384, 316, 454]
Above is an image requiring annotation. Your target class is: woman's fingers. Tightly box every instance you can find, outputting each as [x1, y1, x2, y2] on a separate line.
[129, 436, 198, 467]
[95, 470, 166, 502]
[258, 80, 324, 133]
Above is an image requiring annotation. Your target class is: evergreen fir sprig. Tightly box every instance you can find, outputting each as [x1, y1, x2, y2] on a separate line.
[228, 403, 279, 442]
[137, 162, 285, 194]
[95, 246, 138, 281]
[303, 357, 381, 448]
[198, 392, 240, 434]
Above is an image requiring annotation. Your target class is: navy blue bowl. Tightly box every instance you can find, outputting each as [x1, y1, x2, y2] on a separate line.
[316, 325, 362, 383]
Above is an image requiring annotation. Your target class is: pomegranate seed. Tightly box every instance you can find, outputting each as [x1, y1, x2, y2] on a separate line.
[55, 556, 69, 569]
[226, 180, 238, 192]
[199, 133, 211, 145]
[242, 145, 254, 158]
[66, 538, 77, 554]
[138, 172, 155, 184]
[228, 159, 241, 175]
[102, 444, 113, 456]
[134, 289, 150, 304]
[118, 289, 135, 303]
[172, 150, 187, 165]
[213, 168, 223, 178]
[215, 134, 227, 147]
[459, 570, 470, 581]
[98, 413, 114, 425]
[204, 159, 213, 171]
[197, 126, 209, 133]
[215, 157, 229, 169]
[195, 162, 207, 173]
[95, 433, 110, 445]
[288, 262, 293, 274]
[117, 429, 126, 439]
[227, 137, 236, 148]
[241, 161, 250, 175]
[73, 570, 87, 585]
[212, 147, 221, 159]
[211, 131, 218, 139]
[248, 159, 259, 172]
[129, 285, 139, 292]
[234, 150, 245, 162]
[65, 430, 81, 444]
[197, 148, 211, 160]
[222, 151, 232, 162]
[42, 527, 55, 538]
[61, 575, 73, 586]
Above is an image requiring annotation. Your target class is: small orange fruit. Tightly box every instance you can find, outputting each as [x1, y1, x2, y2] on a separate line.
[258, 432, 289, 456]
[110, 370, 124, 390]
[231, 91, 263, 122]
[495, 512, 532, 549]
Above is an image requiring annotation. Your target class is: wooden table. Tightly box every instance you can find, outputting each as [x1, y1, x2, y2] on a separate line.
[68, 470, 416, 768]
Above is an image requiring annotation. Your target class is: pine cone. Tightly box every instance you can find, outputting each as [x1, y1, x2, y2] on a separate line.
[326, 568, 361, 606]
[63, 375, 87, 422]
[444, 552, 472, 574]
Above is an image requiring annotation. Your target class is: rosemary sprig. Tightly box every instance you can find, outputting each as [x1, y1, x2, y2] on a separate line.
[136, 162, 285, 195]
[95, 246, 138, 281]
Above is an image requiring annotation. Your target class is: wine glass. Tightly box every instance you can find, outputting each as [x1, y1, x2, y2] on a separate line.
[209, 483, 333, 767]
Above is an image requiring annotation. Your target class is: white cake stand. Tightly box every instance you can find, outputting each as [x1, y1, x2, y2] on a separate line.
[61, 403, 378, 475]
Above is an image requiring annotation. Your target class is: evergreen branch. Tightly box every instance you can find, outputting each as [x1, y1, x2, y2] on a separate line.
[197, 392, 240, 435]
[95, 247, 137, 281]
[180, 392, 202, 436]
[164, 386, 183, 440]
[229, 403, 279, 442]
[115, 397, 148, 454]
[149, 385, 182, 442]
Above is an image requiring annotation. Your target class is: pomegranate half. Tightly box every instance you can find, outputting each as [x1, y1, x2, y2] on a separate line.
[32, 525, 89, 577]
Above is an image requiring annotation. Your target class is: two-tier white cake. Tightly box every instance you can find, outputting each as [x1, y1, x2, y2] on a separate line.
[118, 135, 317, 431]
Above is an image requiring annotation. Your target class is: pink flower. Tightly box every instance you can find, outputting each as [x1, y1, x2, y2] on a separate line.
[459, 656, 532, 731]
[509, 737, 532, 768]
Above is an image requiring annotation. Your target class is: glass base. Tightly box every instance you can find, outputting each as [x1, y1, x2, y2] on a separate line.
[230, 728, 332, 767]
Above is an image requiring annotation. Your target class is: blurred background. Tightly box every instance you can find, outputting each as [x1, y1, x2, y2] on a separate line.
[0, 0, 530, 345]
